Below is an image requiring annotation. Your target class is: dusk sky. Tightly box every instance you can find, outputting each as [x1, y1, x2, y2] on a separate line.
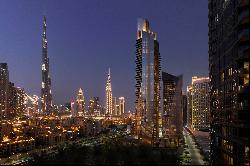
[0, 0, 208, 112]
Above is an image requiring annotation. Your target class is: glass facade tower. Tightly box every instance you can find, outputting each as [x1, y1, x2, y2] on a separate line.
[41, 16, 52, 114]
[135, 18, 161, 145]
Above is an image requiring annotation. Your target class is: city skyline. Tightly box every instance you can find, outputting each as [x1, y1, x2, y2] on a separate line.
[0, 0, 248, 165]
[0, 0, 208, 112]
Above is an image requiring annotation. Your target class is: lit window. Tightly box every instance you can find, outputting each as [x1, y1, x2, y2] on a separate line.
[42, 64, 46, 71]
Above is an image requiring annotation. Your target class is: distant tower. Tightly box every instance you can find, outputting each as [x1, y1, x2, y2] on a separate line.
[105, 68, 112, 115]
[76, 88, 85, 115]
[71, 100, 76, 117]
[112, 97, 117, 115]
[119, 97, 125, 115]
[0, 63, 9, 119]
[32, 95, 39, 115]
[41, 16, 52, 114]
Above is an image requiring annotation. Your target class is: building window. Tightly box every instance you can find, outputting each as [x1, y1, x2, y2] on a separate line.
[243, 62, 249, 86]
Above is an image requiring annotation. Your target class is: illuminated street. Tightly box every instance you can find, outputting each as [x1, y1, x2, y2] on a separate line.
[183, 128, 205, 165]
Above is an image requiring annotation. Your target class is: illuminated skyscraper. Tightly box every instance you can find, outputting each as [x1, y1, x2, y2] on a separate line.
[0, 63, 9, 119]
[187, 76, 210, 131]
[162, 72, 183, 146]
[135, 18, 161, 145]
[32, 95, 39, 115]
[71, 100, 77, 117]
[88, 98, 94, 115]
[118, 97, 125, 115]
[93, 97, 101, 115]
[15, 87, 26, 118]
[41, 16, 52, 115]
[76, 88, 85, 115]
[209, 0, 249, 164]
[112, 97, 117, 115]
[105, 68, 112, 115]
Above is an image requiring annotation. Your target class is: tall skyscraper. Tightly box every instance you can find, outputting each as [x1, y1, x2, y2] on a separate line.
[135, 18, 161, 145]
[105, 68, 112, 115]
[118, 97, 125, 115]
[88, 98, 94, 115]
[112, 97, 117, 115]
[187, 76, 210, 131]
[0, 63, 9, 119]
[162, 72, 183, 146]
[71, 100, 77, 117]
[93, 97, 101, 115]
[15, 87, 26, 118]
[209, 0, 249, 165]
[32, 95, 39, 115]
[76, 88, 85, 115]
[41, 16, 52, 115]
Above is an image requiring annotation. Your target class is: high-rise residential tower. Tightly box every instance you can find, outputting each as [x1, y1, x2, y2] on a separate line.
[105, 68, 112, 115]
[209, 0, 249, 165]
[162, 72, 183, 146]
[0, 63, 9, 119]
[41, 16, 52, 115]
[188, 76, 210, 131]
[135, 18, 161, 145]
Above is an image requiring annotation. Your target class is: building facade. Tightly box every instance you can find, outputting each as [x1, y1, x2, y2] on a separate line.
[189, 76, 210, 131]
[182, 94, 187, 127]
[118, 97, 125, 116]
[135, 18, 161, 145]
[0, 63, 9, 120]
[208, 0, 249, 165]
[0, 64, 26, 120]
[93, 97, 101, 115]
[112, 97, 117, 115]
[162, 72, 183, 146]
[88, 97, 101, 116]
[71, 100, 77, 117]
[6, 82, 16, 119]
[76, 88, 85, 115]
[41, 16, 53, 115]
[105, 68, 112, 115]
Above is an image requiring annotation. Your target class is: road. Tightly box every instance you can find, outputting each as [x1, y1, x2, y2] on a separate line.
[183, 128, 205, 165]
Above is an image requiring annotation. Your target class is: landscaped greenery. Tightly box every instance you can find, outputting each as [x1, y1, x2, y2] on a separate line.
[29, 136, 179, 165]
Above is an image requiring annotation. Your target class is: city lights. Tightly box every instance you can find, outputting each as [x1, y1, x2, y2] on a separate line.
[0, 1, 249, 165]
